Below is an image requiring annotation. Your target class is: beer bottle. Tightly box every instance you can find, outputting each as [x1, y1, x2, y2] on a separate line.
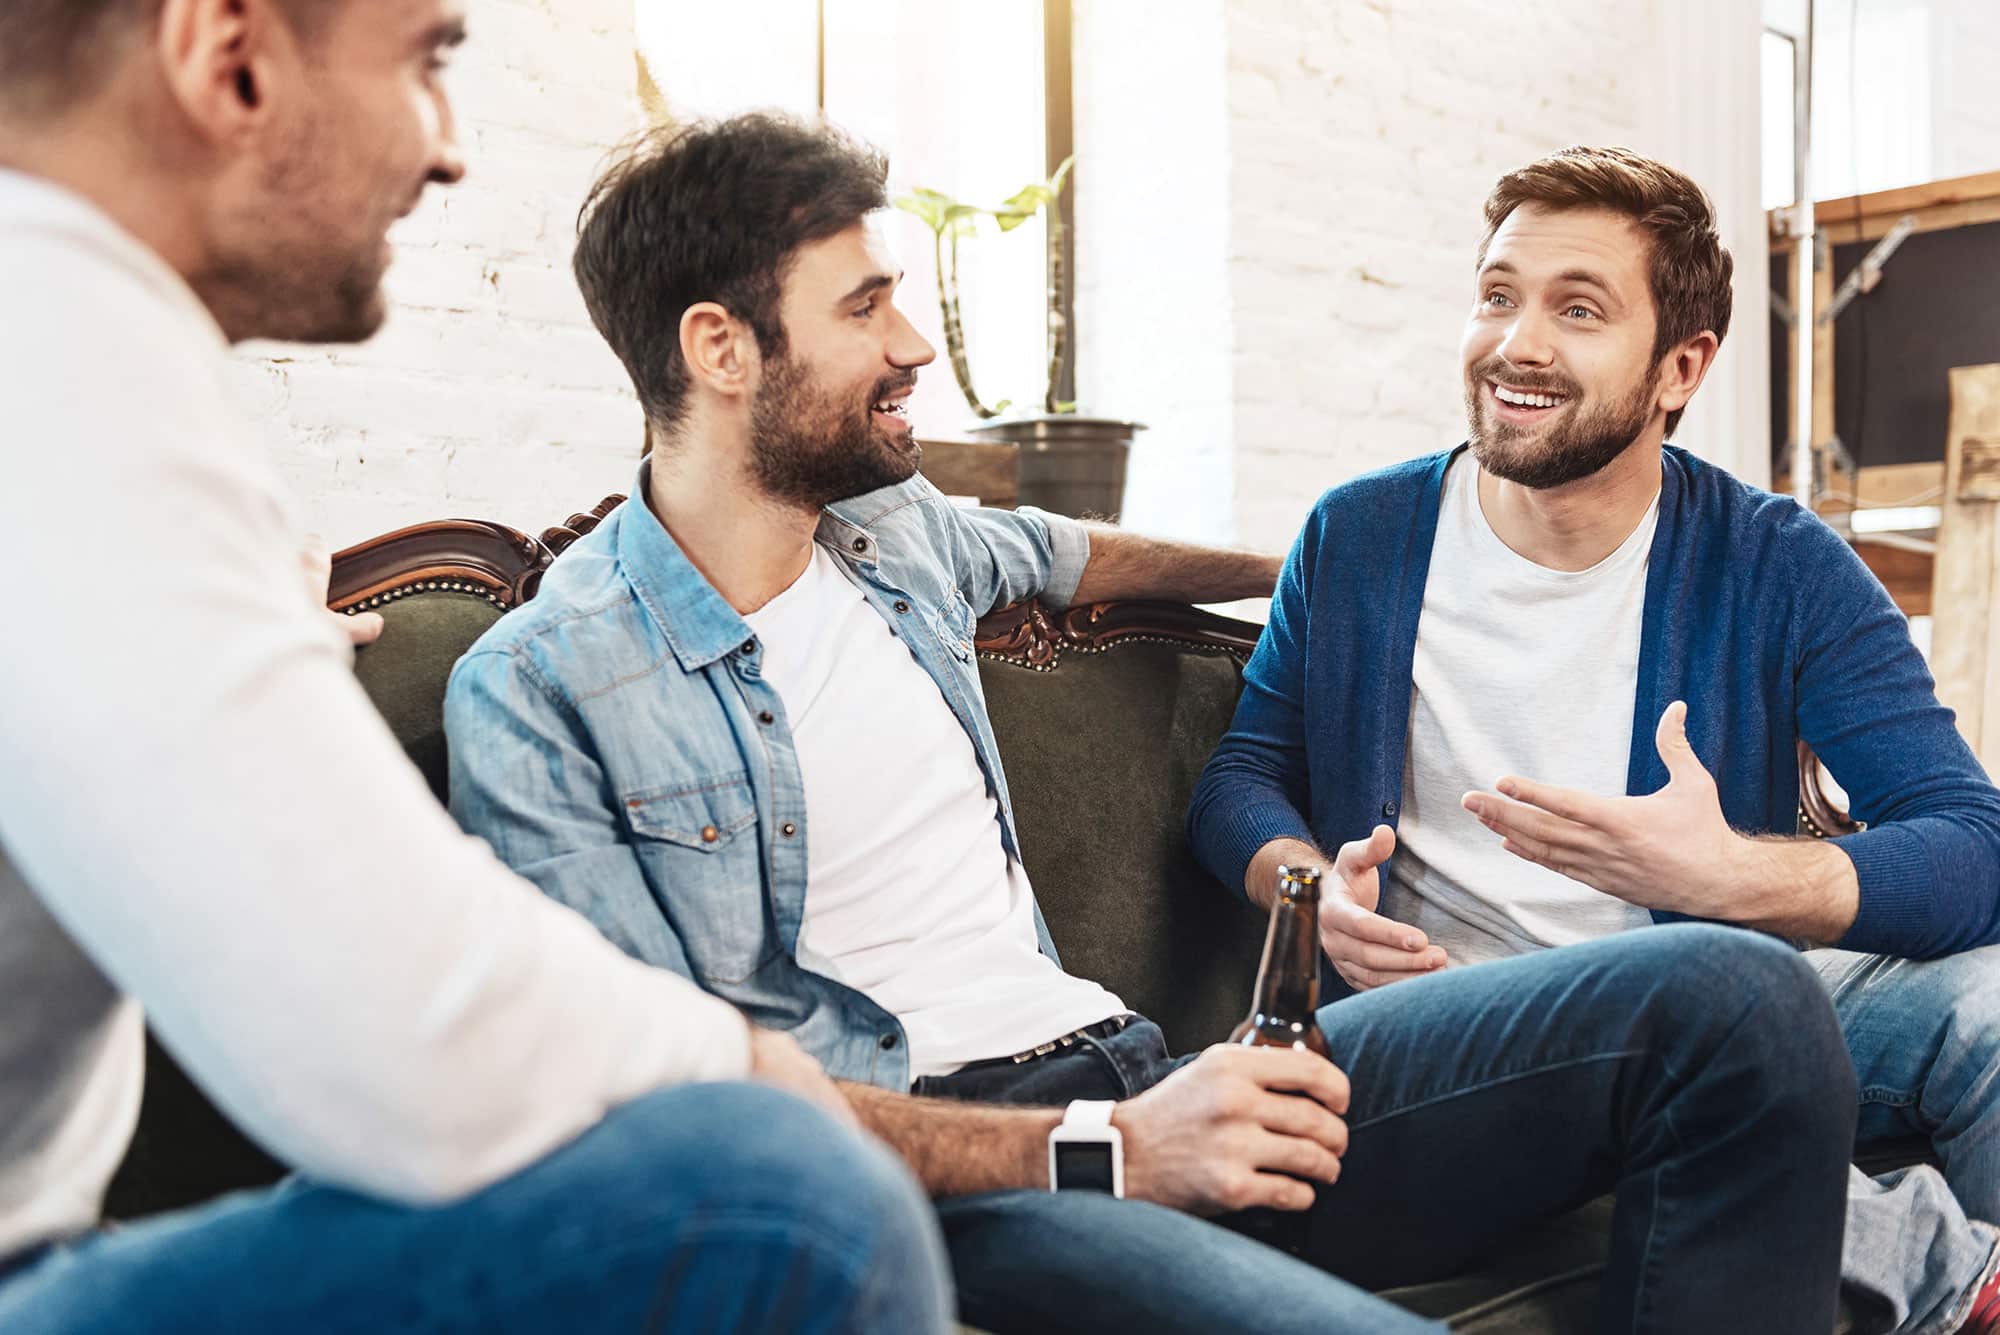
[1229, 864, 1330, 1260]
[1231, 864, 1330, 1056]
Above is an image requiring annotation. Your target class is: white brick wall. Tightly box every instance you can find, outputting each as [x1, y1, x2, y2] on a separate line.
[234, 0, 646, 550]
[1935, 1, 2000, 181]
[251, 0, 1779, 555]
[1076, 0, 1769, 551]
[1071, 0, 1238, 544]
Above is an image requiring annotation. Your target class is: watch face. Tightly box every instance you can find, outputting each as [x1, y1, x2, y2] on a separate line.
[1054, 1141, 1117, 1194]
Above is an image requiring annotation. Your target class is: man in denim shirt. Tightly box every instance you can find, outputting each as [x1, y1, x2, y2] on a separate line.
[446, 114, 1858, 1333]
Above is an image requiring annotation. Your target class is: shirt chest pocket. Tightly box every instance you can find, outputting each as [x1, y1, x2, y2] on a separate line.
[621, 775, 776, 985]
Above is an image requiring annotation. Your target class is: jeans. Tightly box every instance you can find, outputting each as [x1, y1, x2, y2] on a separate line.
[1810, 945, 2000, 1335]
[0, 1082, 951, 1334]
[923, 924, 1853, 1335]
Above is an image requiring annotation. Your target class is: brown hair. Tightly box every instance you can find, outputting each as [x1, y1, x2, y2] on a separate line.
[1479, 146, 1732, 437]
[574, 113, 889, 437]
[0, 0, 335, 121]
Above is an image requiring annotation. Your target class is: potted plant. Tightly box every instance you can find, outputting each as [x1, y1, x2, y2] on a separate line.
[894, 158, 1144, 520]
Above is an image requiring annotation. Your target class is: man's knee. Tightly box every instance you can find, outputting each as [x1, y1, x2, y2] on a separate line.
[1609, 926, 1856, 1105]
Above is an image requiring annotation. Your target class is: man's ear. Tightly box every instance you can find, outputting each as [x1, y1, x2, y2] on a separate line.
[679, 302, 756, 402]
[155, 0, 303, 144]
[1656, 330, 1720, 418]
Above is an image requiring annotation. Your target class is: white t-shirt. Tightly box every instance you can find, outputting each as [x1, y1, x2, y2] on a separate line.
[745, 547, 1124, 1080]
[1382, 454, 1659, 964]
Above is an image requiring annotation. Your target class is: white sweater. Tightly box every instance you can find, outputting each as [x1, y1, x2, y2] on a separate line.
[0, 170, 751, 1262]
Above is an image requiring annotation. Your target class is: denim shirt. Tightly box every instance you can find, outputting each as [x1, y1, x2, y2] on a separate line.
[444, 465, 1090, 1089]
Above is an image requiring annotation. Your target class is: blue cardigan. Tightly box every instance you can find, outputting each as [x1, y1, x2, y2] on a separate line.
[1187, 445, 2000, 960]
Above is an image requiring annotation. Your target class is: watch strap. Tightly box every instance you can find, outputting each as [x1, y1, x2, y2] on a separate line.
[1062, 1099, 1117, 1129]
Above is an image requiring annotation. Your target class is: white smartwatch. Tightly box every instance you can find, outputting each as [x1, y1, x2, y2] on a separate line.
[1048, 1099, 1124, 1197]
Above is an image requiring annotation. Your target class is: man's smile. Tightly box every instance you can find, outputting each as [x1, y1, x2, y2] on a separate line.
[871, 385, 915, 434]
[1488, 381, 1572, 424]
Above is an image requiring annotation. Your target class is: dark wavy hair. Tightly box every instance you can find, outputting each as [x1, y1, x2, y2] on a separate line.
[572, 112, 889, 438]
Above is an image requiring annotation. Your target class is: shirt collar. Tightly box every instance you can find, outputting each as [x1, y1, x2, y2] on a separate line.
[615, 461, 901, 669]
[616, 457, 761, 671]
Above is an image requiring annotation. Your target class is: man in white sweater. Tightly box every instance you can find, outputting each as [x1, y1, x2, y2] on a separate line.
[0, 1, 952, 1330]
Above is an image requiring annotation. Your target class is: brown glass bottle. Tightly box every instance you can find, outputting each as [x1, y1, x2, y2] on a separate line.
[1231, 865, 1330, 1057]
[1229, 864, 1330, 1260]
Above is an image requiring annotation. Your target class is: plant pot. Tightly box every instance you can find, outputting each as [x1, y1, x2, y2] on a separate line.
[965, 414, 1146, 521]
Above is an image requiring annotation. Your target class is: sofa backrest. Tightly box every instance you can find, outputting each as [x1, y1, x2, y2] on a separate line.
[974, 601, 1271, 1052]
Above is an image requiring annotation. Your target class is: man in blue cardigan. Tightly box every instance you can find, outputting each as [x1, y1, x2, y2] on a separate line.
[1190, 145, 2000, 1335]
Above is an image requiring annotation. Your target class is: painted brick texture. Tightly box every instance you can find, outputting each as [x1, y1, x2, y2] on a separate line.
[1221, 0, 1660, 544]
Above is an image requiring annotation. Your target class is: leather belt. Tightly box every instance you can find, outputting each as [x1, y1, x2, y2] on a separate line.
[1006, 1012, 1135, 1064]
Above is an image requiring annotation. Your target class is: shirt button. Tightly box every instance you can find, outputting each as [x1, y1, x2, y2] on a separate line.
[758, 710, 775, 725]
[1381, 800, 1400, 818]
[700, 825, 719, 843]
[781, 821, 798, 838]
[879, 1032, 899, 1051]
[893, 599, 910, 614]
[852, 537, 869, 554]
[739, 640, 755, 656]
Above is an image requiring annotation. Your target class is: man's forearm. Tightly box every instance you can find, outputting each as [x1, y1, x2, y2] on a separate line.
[1069, 525, 1282, 605]
[840, 1081, 1060, 1196]
[1728, 834, 1860, 946]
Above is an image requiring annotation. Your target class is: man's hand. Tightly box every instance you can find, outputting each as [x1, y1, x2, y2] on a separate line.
[300, 535, 383, 648]
[748, 1027, 861, 1131]
[1316, 825, 1447, 990]
[1253, 831, 1445, 991]
[1459, 701, 1739, 918]
[1114, 1044, 1349, 1215]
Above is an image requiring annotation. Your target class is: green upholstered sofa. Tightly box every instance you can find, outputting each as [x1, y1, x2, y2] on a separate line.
[103, 498, 1882, 1333]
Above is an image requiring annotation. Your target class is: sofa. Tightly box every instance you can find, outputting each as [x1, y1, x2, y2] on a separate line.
[103, 496, 1892, 1332]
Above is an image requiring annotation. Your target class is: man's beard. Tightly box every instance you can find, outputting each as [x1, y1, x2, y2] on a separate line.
[204, 104, 398, 344]
[1463, 356, 1661, 490]
[748, 353, 920, 510]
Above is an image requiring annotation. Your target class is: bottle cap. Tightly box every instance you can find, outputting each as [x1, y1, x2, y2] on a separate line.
[1276, 865, 1323, 888]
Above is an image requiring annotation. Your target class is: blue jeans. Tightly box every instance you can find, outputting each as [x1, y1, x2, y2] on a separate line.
[0, 1082, 951, 1334]
[924, 924, 1853, 1335]
[1811, 945, 2000, 1335]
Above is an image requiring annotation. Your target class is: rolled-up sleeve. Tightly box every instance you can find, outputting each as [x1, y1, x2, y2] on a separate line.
[948, 502, 1092, 613]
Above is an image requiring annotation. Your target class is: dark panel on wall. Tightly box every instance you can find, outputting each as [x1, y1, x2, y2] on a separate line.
[1831, 219, 2000, 468]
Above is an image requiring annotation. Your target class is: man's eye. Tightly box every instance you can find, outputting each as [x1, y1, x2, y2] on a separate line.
[854, 301, 876, 319]
[1482, 291, 1512, 309]
[1564, 304, 1598, 320]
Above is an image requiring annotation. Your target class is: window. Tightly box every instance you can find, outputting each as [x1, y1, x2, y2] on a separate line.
[635, 0, 1068, 435]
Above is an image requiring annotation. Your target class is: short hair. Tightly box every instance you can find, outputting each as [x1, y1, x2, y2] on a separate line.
[0, 0, 336, 120]
[0, 0, 149, 117]
[1478, 146, 1733, 437]
[572, 112, 889, 435]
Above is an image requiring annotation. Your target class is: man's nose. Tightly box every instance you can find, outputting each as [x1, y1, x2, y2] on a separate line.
[429, 91, 468, 186]
[888, 303, 936, 369]
[1495, 310, 1554, 367]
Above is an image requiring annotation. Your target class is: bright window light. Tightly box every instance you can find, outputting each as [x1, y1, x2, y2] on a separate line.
[824, 0, 1049, 432]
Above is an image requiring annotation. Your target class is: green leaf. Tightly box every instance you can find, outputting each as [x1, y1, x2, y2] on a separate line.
[892, 191, 948, 232]
[993, 398, 1014, 415]
[893, 187, 979, 235]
